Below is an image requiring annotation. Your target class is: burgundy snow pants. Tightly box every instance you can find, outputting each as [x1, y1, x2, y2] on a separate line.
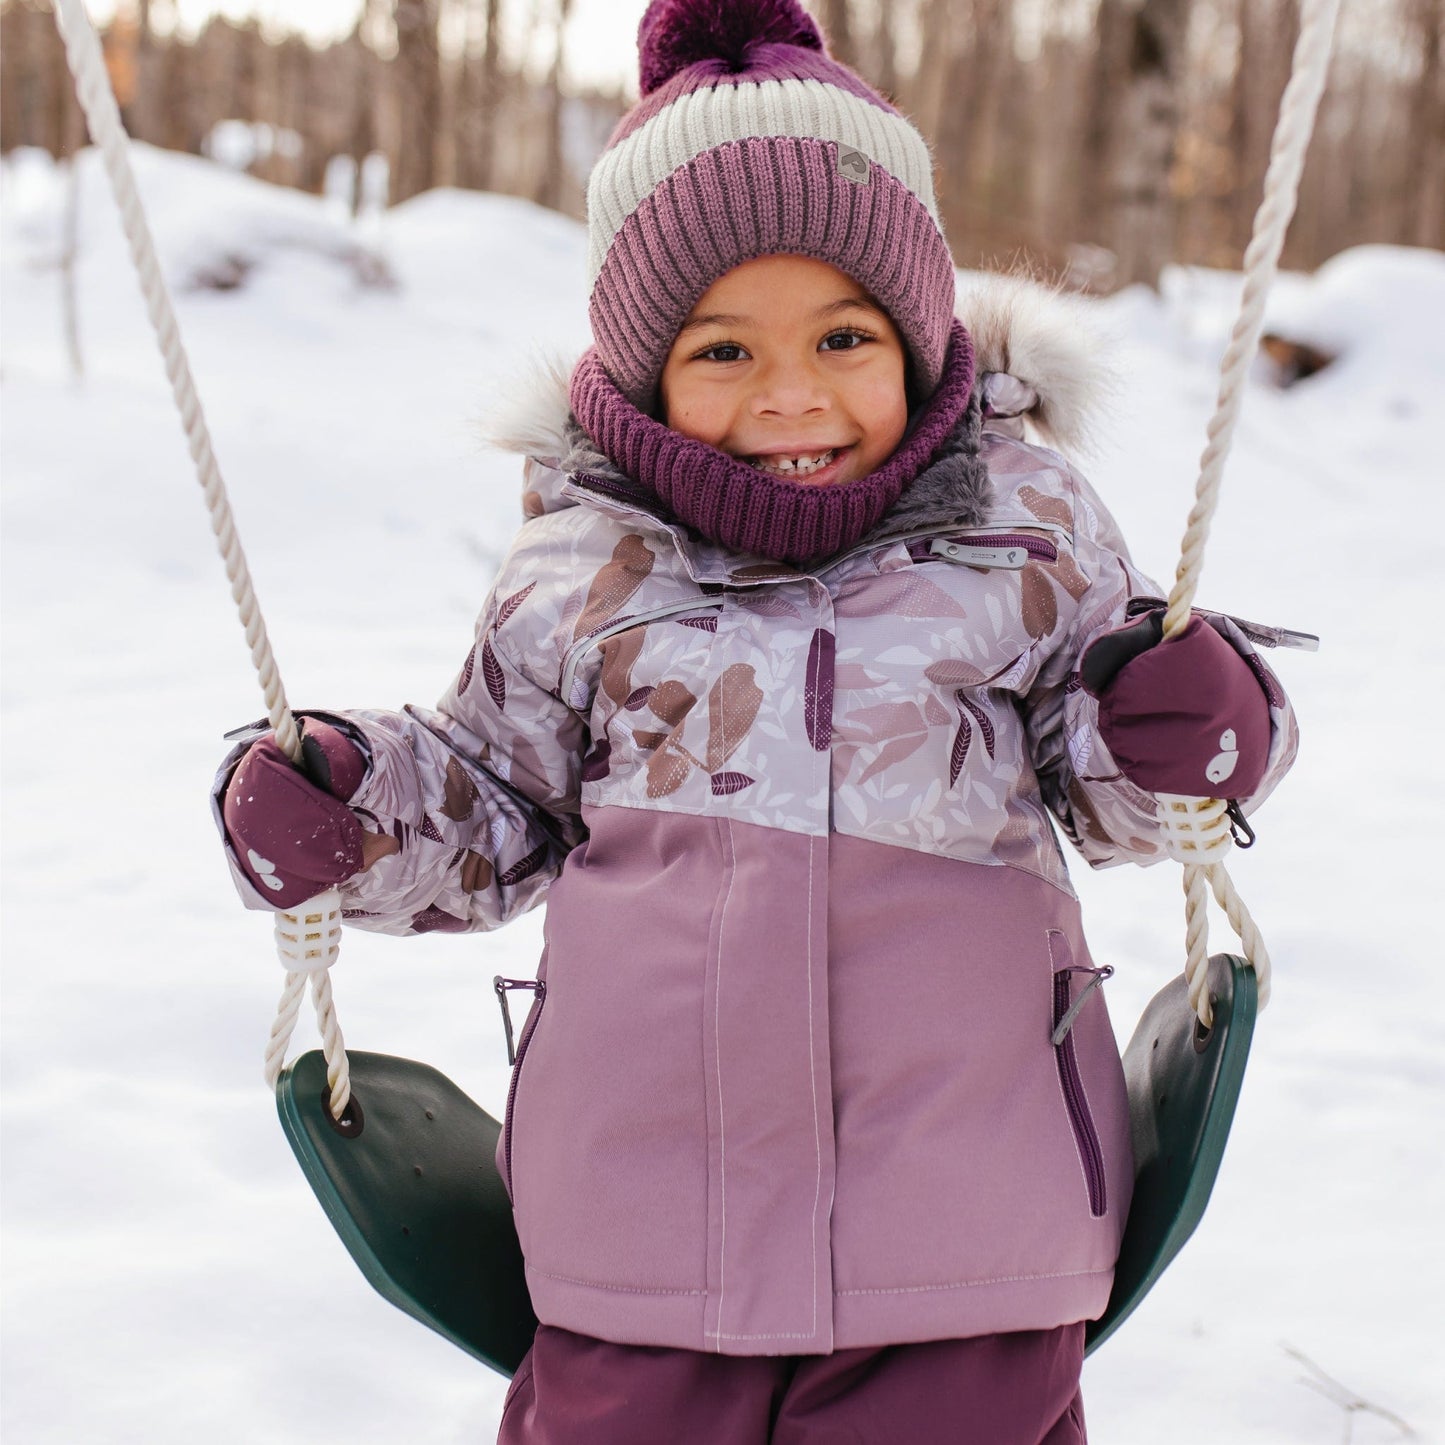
[496, 1322, 1087, 1444]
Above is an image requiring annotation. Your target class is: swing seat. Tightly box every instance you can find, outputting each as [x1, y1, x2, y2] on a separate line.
[1085, 952, 1258, 1354]
[278, 953, 1255, 1375]
[276, 1049, 537, 1375]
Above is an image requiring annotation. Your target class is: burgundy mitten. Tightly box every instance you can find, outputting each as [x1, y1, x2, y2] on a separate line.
[1081, 613, 1271, 798]
[222, 718, 368, 907]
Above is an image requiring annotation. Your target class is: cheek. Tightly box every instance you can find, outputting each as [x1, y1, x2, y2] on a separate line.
[660, 379, 730, 446]
[858, 371, 910, 460]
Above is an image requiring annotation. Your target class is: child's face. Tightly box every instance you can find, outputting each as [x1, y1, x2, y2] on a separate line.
[659, 255, 910, 488]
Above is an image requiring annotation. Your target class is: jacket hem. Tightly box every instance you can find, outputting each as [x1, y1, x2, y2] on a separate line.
[524, 1260, 1115, 1356]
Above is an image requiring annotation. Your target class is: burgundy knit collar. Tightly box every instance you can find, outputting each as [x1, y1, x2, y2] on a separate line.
[568, 320, 976, 566]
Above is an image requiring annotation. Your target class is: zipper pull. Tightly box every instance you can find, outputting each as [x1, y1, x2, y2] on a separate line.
[494, 976, 543, 1066]
[929, 538, 1029, 569]
[1051, 965, 1115, 1047]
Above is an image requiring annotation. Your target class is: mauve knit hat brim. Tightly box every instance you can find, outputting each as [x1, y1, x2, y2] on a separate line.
[585, 0, 957, 410]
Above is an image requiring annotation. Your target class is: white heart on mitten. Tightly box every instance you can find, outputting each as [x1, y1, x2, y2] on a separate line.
[247, 848, 286, 892]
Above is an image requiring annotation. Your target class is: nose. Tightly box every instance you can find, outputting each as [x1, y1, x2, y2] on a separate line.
[749, 356, 830, 419]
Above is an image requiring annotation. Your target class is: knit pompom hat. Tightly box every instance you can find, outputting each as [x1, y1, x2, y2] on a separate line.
[582, 0, 957, 409]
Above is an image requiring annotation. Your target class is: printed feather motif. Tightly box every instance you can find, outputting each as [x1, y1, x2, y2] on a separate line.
[574, 534, 655, 640]
[1020, 564, 1058, 640]
[804, 628, 835, 752]
[705, 664, 763, 773]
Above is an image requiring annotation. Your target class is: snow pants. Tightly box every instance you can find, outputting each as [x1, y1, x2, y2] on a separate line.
[495, 1322, 1087, 1444]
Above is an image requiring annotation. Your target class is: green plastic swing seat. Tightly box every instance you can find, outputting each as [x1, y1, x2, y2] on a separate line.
[276, 953, 1256, 1375]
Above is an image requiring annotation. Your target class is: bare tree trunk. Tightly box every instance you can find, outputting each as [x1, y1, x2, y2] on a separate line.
[1096, 0, 1189, 288]
[537, 0, 574, 211]
[1406, 0, 1445, 247]
[817, 0, 857, 69]
[392, 0, 441, 201]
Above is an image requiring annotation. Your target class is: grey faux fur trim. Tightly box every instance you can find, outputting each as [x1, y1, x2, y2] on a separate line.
[485, 274, 1111, 465]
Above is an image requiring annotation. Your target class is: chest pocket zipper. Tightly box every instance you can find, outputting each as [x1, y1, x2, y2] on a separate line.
[559, 599, 724, 710]
[924, 532, 1060, 568]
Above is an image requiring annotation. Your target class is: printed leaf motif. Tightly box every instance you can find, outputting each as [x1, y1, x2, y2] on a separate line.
[496, 581, 537, 628]
[458, 646, 476, 695]
[581, 736, 612, 783]
[706, 663, 764, 773]
[950, 710, 973, 785]
[676, 612, 720, 632]
[836, 700, 928, 745]
[740, 594, 802, 618]
[599, 626, 646, 705]
[1019, 484, 1073, 529]
[360, 830, 400, 870]
[646, 743, 693, 798]
[924, 693, 951, 727]
[710, 772, 755, 796]
[633, 729, 668, 750]
[624, 686, 655, 711]
[834, 663, 885, 690]
[411, 906, 469, 934]
[418, 813, 445, 843]
[835, 572, 969, 620]
[649, 679, 698, 727]
[1039, 550, 1089, 601]
[442, 757, 480, 821]
[1066, 779, 1112, 845]
[482, 637, 507, 709]
[925, 658, 988, 687]
[574, 534, 655, 639]
[498, 842, 548, 887]
[858, 732, 929, 785]
[804, 629, 835, 752]
[1020, 564, 1058, 640]
[460, 851, 494, 894]
[956, 693, 996, 758]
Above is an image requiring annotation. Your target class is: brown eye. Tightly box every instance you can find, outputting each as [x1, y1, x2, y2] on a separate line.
[821, 330, 868, 352]
[699, 343, 747, 363]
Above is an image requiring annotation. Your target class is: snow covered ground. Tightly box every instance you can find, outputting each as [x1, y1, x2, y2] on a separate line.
[3, 144, 1441, 1444]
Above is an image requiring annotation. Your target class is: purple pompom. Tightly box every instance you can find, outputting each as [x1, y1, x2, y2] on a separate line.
[637, 0, 824, 95]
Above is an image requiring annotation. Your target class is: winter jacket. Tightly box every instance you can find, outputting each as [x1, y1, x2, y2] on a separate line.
[215, 281, 1298, 1357]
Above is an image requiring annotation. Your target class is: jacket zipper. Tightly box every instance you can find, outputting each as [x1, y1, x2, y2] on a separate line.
[496, 976, 546, 1198]
[1052, 969, 1107, 1217]
[559, 598, 723, 706]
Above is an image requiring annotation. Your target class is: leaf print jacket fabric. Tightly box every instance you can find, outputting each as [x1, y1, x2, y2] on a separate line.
[213, 283, 1299, 1356]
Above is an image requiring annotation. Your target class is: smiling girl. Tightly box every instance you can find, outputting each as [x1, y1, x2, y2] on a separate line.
[213, 2, 1298, 1440]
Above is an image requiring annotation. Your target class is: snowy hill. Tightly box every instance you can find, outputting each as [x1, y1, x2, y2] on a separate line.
[2, 144, 1441, 1444]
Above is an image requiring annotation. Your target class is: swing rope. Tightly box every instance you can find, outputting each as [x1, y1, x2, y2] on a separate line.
[1154, 0, 1340, 1026]
[52, 0, 351, 1116]
[51, 0, 1338, 1084]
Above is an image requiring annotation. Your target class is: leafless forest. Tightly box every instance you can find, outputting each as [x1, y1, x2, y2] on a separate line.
[3, 0, 1441, 288]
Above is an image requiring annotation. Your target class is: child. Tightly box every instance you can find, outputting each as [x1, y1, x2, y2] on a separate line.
[214, 2, 1298, 1440]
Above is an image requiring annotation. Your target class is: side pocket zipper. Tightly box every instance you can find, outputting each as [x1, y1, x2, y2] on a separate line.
[495, 976, 546, 1199]
[1052, 965, 1111, 1218]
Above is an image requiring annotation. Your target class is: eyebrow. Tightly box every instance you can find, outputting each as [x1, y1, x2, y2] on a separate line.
[675, 295, 886, 336]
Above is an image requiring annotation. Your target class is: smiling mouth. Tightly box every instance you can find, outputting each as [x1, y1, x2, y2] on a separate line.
[746, 448, 843, 477]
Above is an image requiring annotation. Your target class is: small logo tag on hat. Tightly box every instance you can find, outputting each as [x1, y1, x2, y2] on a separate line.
[837, 146, 870, 184]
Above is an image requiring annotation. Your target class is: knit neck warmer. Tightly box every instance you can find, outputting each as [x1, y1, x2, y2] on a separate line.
[568, 319, 976, 566]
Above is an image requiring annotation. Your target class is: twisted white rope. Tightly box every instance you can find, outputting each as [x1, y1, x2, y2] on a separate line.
[1160, 0, 1339, 1023]
[53, 0, 350, 1116]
